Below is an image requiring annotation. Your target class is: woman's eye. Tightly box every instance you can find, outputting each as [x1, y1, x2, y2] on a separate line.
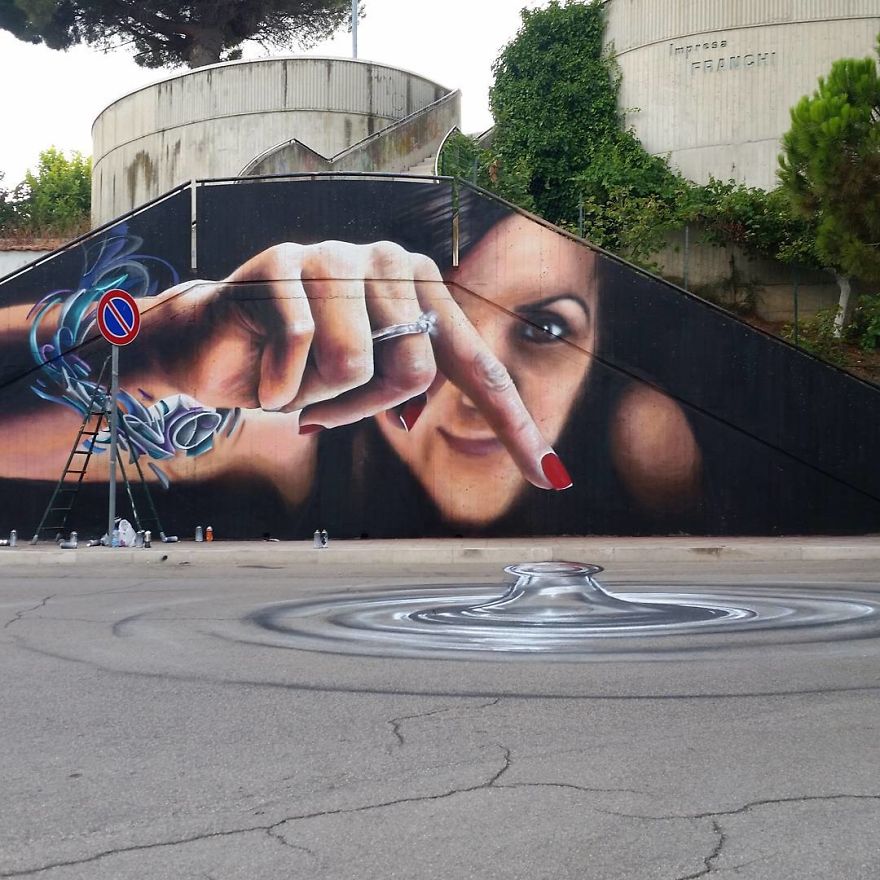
[518, 312, 570, 344]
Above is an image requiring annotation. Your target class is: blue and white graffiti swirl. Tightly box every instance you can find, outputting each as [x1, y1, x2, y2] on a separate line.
[28, 224, 240, 487]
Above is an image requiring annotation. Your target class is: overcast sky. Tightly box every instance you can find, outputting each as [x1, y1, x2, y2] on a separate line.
[0, 0, 544, 185]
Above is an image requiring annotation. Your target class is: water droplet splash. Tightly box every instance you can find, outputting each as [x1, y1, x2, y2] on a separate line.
[247, 562, 880, 660]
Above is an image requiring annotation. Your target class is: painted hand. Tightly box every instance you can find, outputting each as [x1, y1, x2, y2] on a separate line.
[138, 242, 567, 491]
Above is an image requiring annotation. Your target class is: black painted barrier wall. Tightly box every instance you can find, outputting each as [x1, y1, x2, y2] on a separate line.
[1, 177, 877, 538]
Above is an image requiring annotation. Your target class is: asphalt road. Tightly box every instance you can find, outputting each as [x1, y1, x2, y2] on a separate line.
[2, 556, 879, 879]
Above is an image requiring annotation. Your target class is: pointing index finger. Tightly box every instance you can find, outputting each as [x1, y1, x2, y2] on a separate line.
[411, 256, 572, 492]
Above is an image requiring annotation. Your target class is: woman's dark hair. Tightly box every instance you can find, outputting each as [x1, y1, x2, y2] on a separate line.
[388, 180, 514, 270]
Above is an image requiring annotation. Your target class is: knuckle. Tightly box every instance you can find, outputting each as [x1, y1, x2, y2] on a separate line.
[325, 350, 373, 388]
[265, 242, 303, 268]
[407, 354, 436, 391]
[473, 351, 513, 393]
[410, 253, 442, 280]
[368, 244, 413, 300]
[303, 241, 361, 278]
[370, 241, 409, 269]
[288, 317, 315, 341]
[386, 357, 435, 397]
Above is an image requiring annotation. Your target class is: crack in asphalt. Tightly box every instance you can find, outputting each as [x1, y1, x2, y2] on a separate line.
[0, 746, 513, 877]
[0, 826, 271, 878]
[500, 781, 649, 797]
[68, 581, 151, 598]
[264, 827, 317, 859]
[723, 852, 784, 874]
[3, 596, 54, 630]
[387, 698, 501, 747]
[29, 615, 232, 623]
[488, 745, 512, 786]
[675, 819, 724, 880]
[605, 795, 880, 880]
[606, 793, 880, 822]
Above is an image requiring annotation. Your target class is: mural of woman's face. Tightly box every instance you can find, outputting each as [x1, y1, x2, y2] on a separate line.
[378, 214, 598, 526]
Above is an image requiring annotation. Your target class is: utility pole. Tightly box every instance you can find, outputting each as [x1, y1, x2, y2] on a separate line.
[352, 0, 358, 58]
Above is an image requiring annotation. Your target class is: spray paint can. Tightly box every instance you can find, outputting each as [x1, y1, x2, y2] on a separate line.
[195, 525, 204, 542]
[320, 529, 329, 548]
[313, 529, 321, 548]
[205, 525, 214, 542]
[9, 530, 16, 548]
[144, 530, 152, 549]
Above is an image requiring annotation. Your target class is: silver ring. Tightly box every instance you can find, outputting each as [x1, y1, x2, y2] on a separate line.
[371, 310, 437, 344]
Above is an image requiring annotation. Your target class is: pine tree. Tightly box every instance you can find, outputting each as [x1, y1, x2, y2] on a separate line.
[0, 0, 351, 69]
[779, 37, 880, 329]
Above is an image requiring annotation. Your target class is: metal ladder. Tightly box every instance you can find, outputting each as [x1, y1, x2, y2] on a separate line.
[115, 432, 164, 539]
[30, 356, 165, 543]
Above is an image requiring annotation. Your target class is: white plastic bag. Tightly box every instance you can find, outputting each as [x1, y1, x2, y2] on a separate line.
[117, 519, 137, 547]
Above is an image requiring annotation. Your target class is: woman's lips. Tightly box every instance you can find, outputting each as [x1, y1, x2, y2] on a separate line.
[438, 428, 505, 457]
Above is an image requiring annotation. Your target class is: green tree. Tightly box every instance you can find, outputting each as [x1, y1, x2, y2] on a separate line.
[569, 136, 695, 266]
[9, 148, 91, 236]
[692, 179, 820, 267]
[488, 0, 691, 265]
[779, 38, 880, 330]
[0, 0, 351, 68]
[0, 172, 19, 231]
[490, 0, 623, 225]
[437, 130, 535, 212]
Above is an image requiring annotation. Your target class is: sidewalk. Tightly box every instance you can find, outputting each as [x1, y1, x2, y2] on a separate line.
[2, 535, 878, 566]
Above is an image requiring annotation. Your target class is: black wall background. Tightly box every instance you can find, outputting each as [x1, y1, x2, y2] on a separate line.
[596, 258, 880, 533]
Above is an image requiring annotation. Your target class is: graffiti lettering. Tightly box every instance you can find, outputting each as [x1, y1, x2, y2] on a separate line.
[26, 226, 240, 488]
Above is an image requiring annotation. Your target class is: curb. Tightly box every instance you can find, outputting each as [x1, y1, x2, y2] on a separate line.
[2, 537, 879, 567]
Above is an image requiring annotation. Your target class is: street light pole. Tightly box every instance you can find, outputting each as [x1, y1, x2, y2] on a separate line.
[352, 0, 358, 58]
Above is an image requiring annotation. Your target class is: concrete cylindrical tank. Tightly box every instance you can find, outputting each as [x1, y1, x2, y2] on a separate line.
[91, 57, 450, 225]
[605, 0, 880, 188]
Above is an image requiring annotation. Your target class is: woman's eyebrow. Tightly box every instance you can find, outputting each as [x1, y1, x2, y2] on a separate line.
[516, 294, 591, 319]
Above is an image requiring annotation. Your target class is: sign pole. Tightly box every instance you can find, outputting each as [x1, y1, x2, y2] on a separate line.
[95, 287, 141, 546]
[107, 343, 119, 543]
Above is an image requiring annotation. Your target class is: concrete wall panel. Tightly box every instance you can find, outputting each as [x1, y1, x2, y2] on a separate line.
[92, 58, 451, 224]
[0, 250, 51, 280]
[244, 91, 461, 177]
[606, 0, 880, 187]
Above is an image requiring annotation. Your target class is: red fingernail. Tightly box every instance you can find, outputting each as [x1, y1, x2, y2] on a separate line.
[299, 424, 324, 435]
[387, 398, 426, 432]
[399, 398, 425, 432]
[541, 452, 573, 490]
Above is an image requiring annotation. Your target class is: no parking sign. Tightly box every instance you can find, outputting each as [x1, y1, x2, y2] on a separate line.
[95, 288, 141, 539]
[97, 289, 141, 346]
